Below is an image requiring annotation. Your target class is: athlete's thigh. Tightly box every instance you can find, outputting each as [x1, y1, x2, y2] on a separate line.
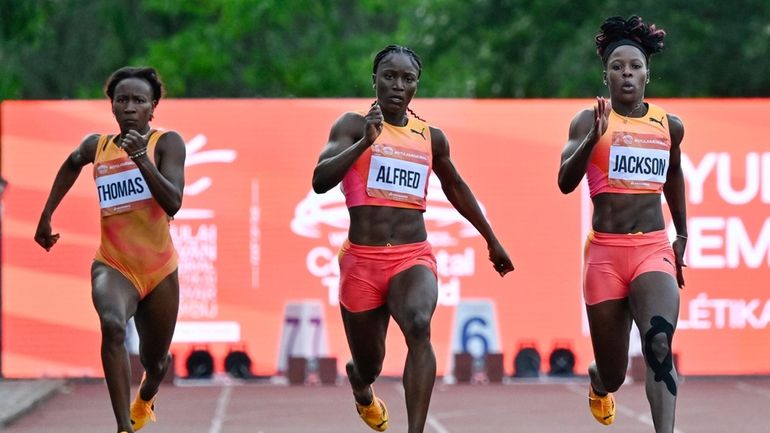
[91, 261, 139, 320]
[341, 305, 390, 366]
[586, 298, 632, 373]
[387, 265, 438, 332]
[134, 270, 180, 357]
[628, 271, 680, 336]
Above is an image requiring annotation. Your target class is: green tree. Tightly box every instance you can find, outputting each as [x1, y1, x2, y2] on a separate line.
[0, 0, 768, 99]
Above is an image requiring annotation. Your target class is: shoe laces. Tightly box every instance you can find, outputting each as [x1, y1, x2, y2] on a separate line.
[359, 399, 380, 417]
[134, 399, 156, 420]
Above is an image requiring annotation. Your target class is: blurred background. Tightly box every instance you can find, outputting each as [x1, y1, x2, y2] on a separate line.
[2, 0, 769, 100]
[2, 0, 770, 391]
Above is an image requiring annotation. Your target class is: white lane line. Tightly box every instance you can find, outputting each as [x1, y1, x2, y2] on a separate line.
[565, 383, 685, 433]
[737, 381, 770, 399]
[208, 385, 233, 433]
[394, 383, 452, 433]
[427, 416, 451, 433]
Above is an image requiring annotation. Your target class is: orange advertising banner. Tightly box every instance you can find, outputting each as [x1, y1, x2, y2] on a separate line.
[1, 99, 768, 378]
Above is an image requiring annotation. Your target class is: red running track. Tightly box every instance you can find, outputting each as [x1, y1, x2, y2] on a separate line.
[5, 376, 769, 433]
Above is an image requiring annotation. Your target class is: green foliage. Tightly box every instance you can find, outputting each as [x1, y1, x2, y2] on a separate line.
[1, 0, 768, 99]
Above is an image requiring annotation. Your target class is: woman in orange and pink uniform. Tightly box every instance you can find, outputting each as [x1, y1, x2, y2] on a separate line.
[313, 45, 513, 433]
[558, 16, 687, 433]
[35, 66, 185, 433]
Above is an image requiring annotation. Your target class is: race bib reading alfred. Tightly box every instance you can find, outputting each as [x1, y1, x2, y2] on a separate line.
[367, 144, 430, 206]
[608, 132, 670, 190]
[95, 157, 153, 216]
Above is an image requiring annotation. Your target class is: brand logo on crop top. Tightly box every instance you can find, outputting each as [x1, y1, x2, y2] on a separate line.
[410, 127, 427, 140]
[649, 115, 665, 127]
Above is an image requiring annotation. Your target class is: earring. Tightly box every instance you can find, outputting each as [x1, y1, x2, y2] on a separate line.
[603, 80, 607, 85]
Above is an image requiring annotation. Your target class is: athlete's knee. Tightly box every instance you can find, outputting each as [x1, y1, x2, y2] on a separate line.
[643, 315, 678, 395]
[645, 332, 672, 363]
[99, 314, 127, 345]
[403, 311, 432, 343]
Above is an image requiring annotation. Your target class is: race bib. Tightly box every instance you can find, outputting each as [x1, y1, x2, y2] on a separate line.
[367, 144, 430, 206]
[608, 132, 670, 190]
[95, 157, 152, 216]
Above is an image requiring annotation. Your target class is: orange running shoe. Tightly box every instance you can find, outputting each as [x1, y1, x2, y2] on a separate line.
[355, 391, 389, 431]
[589, 386, 615, 425]
[130, 376, 157, 431]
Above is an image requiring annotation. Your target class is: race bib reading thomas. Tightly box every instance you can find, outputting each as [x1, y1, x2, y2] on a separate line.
[95, 157, 152, 216]
[608, 131, 670, 191]
[367, 144, 430, 206]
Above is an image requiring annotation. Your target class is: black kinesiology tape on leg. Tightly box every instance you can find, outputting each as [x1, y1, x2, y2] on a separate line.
[644, 316, 677, 396]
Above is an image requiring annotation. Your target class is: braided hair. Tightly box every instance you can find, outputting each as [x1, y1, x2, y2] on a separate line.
[372, 45, 426, 122]
[595, 16, 666, 65]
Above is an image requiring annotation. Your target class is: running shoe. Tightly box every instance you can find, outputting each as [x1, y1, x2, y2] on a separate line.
[589, 386, 615, 425]
[130, 376, 157, 431]
[355, 391, 389, 431]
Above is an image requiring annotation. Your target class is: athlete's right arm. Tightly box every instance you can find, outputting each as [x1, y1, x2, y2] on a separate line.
[312, 105, 383, 194]
[34, 134, 98, 251]
[557, 97, 609, 194]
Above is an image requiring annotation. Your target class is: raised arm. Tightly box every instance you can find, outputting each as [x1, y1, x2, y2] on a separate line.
[431, 127, 513, 276]
[558, 97, 609, 194]
[312, 105, 383, 194]
[35, 134, 99, 250]
[663, 113, 687, 287]
[123, 129, 186, 216]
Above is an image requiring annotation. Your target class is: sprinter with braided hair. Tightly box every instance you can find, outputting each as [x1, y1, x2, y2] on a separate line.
[558, 16, 686, 433]
[313, 44, 513, 433]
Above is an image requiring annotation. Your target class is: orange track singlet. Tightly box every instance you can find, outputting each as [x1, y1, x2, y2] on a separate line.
[93, 131, 178, 298]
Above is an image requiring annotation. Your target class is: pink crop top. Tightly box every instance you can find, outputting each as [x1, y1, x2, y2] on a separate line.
[342, 114, 432, 210]
[587, 103, 672, 197]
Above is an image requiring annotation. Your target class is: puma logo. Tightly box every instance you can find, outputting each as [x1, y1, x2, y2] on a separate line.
[410, 127, 426, 140]
[649, 116, 665, 127]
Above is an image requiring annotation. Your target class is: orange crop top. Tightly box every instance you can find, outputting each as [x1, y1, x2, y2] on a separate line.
[587, 103, 671, 198]
[342, 114, 432, 211]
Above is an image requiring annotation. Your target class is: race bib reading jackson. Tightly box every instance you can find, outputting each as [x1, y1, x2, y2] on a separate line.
[95, 159, 152, 216]
[367, 146, 430, 205]
[608, 132, 670, 190]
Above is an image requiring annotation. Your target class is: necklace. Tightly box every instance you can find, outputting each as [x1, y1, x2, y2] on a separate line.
[617, 101, 645, 123]
[618, 100, 644, 123]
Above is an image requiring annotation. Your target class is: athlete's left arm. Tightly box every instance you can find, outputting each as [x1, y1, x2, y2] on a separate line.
[664, 114, 686, 287]
[134, 130, 186, 216]
[431, 127, 513, 276]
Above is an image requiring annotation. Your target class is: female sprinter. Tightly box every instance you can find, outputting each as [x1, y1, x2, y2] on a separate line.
[35, 66, 185, 433]
[558, 16, 687, 433]
[313, 45, 514, 433]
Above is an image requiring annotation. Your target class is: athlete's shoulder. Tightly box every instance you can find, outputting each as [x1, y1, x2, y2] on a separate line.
[80, 133, 103, 153]
[333, 111, 366, 129]
[428, 125, 446, 143]
[666, 113, 684, 146]
[155, 129, 183, 142]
